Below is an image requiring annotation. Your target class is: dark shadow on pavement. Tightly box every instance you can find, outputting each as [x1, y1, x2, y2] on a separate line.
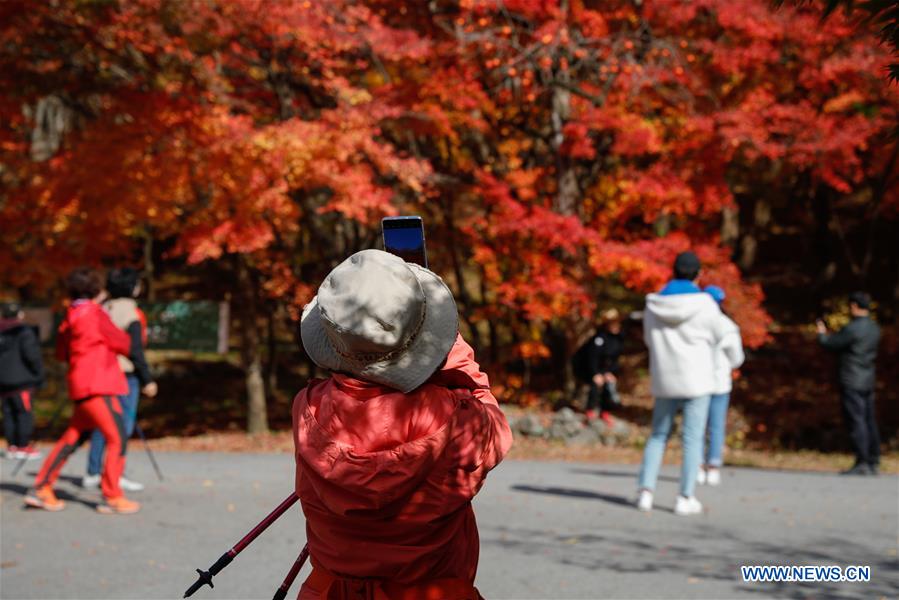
[511, 484, 634, 507]
[569, 467, 679, 483]
[480, 520, 898, 600]
[1, 469, 39, 479]
[54, 474, 86, 487]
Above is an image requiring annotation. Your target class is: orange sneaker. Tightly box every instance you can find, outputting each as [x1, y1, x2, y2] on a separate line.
[24, 485, 65, 511]
[97, 496, 141, 515]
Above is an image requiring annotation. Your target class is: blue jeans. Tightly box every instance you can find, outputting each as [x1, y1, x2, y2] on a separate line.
[638, 396, 711, 498]
[87, 374, 139, 476]
[704, 393, 730, 467]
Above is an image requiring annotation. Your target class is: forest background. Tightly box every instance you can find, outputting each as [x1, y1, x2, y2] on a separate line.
[1, 0, 897, 461]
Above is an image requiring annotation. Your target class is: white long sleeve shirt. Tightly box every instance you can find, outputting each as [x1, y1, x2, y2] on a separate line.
[711, 314, 745, 394]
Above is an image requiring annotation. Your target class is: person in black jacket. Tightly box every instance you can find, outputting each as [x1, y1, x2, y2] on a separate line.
[817, 292, 882, 476]
[0, 302, 45, 460]
[585, 309, 624, 427]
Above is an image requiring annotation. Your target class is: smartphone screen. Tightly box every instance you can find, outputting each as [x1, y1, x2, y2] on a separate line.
[382, 216, 428, 268]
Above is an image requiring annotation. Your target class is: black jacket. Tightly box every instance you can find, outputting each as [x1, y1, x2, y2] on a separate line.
[0, 319, 45, 394]
[818, 316, 880, 391]
[588, 329, 623, 376]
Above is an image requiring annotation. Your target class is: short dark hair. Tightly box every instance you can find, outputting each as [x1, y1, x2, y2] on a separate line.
[673, 251, 701, 281]
[107, 267, 140, 299]
[848, 291, 871, 310]
[1, 302, 22, 319]
[65, 267, 103, 300]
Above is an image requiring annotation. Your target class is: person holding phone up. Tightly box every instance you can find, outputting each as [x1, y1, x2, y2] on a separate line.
[817, 292, 881, 476]
[292, 249, 512, 599]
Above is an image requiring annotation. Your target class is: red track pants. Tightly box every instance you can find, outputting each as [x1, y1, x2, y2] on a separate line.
[34, 395, 128, 499]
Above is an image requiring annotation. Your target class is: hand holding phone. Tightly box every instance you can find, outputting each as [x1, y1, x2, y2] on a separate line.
[382, 216, 428, 268]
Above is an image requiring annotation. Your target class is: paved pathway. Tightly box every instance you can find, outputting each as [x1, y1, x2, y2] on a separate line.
[2, 452, 897, 599]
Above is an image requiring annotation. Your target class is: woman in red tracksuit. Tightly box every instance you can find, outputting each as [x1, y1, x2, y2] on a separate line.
[25, 268, 141, 514]
[294, 250, 513, 599]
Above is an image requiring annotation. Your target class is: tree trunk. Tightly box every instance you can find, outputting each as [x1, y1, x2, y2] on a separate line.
[549, 69, 578, 398]
[544, 322, 576, 401]
[721, 205, 740, 249]
[237, 258, 268, 434]
[894, 259, 899, 314]
[265, 306, 278, 397]
[738, 235, 758, 271]
[737, 196, 771, 271]
[811, 187, 837, 291]
[653, 213, 671, 238]
[143, 231, 156, 301]
[551, 84, 578, 216]
[441, 196, 484, 350]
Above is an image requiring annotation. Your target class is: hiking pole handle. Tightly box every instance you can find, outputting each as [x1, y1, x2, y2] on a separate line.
[184, 552, 234, 598]
[272, 544, 310, 600]
[183, 493, 299, 597]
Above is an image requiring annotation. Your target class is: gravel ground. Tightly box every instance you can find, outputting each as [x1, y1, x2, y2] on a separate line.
[2, 451, 897, 599]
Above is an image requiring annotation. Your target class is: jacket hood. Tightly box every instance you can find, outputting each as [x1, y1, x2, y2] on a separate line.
[646, 292, 717, 325]
[294, 375, 459, 516]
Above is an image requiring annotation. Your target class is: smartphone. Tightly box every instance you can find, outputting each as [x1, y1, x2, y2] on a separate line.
[382, 216, 428, 268]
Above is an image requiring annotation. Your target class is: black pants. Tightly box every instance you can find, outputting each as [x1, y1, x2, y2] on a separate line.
[587, 382, 615, 413]
[2, 389, 35, 447]
[840, 387, 881, 466]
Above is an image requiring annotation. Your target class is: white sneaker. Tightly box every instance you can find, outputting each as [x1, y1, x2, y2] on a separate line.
[14, 447, 42, 460]
[674, 495, 703, 516]
[706, 468, 721, 486]
[636, 489, 654, 512]
[81, 474, 100, 489]
[697, 467, 707, 485]
[119, 476, 145, 492]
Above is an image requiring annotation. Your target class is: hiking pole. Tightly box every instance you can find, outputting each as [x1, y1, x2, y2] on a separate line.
[10, 396, 68, 478]
[272, 544, 310, 600]
[133, 423, 164, 481]
[184, 493, 300, 598]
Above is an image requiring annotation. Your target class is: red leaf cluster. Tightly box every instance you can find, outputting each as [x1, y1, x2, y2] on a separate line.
[1, 0, 896, 365]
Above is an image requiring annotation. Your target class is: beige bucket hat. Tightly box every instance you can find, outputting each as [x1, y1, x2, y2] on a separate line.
[301, 249, 459, 393]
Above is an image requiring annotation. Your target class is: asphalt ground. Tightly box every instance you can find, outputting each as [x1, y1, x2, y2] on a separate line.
[1, 451, 897, 599]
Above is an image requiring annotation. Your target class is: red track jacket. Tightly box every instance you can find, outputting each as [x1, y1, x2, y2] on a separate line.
[293, 335, 512, 596]
[56, 300, 131, 400]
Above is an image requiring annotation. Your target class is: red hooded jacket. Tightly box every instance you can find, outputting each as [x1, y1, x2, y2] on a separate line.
[56, 300, 131, 400]
[293, 335, 513, 595]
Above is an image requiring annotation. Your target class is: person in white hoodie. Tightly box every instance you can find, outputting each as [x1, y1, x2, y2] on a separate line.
[697, 286, 745, 487]
[637, 252, 730, 516]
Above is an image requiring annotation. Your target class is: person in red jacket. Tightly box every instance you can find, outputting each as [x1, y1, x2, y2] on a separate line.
[25, 268, 141, 514]
[294, 250, 513, 599]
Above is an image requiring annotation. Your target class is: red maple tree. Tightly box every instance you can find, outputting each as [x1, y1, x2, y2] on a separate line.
[1, 0, 895, 425]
